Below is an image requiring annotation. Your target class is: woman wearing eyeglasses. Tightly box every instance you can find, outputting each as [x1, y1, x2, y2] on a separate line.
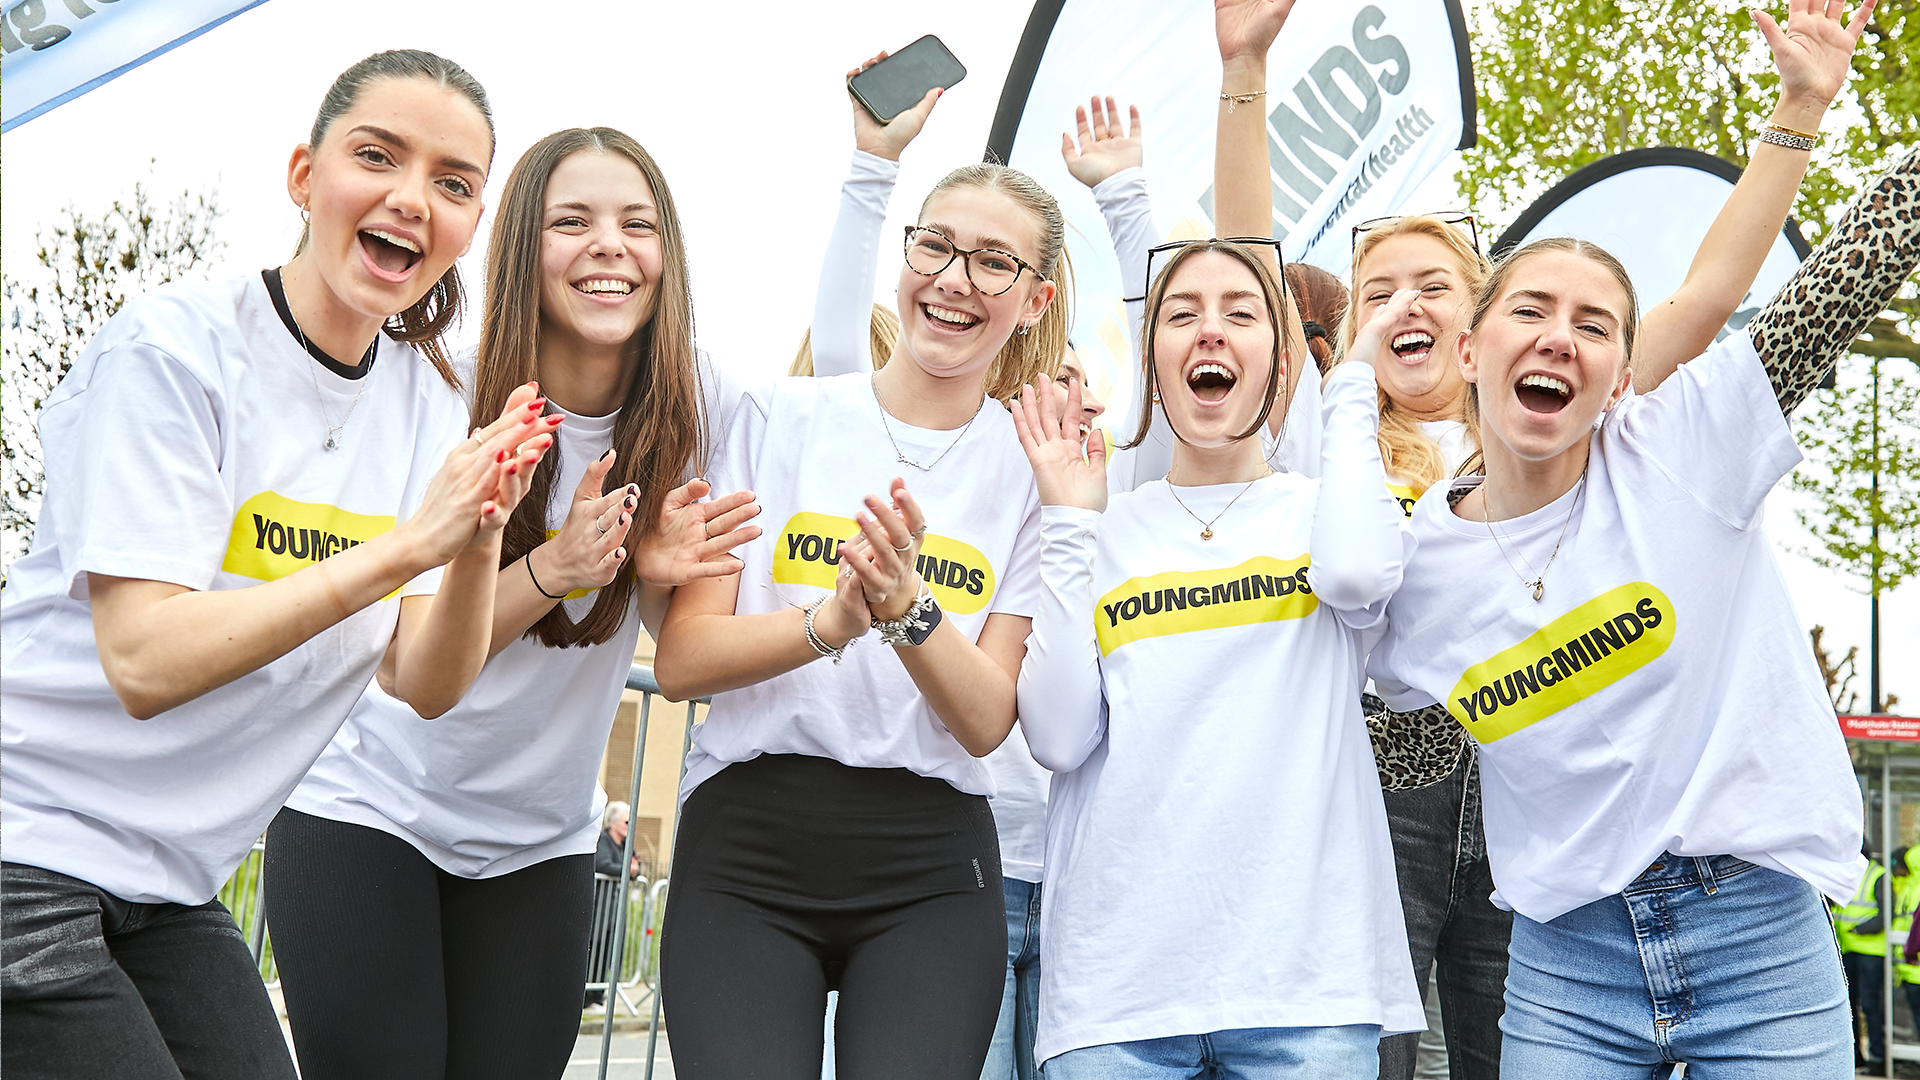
[1335, 1, 1872, 1074]
[650, 90, 1070, 1071]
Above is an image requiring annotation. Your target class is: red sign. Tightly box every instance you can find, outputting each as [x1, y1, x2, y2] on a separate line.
[1841, 714, 1920, 742]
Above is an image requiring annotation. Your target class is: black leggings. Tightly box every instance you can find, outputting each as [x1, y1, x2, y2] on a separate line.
[661, 754, 1006, 1080]
[262, 808, 593, 1080]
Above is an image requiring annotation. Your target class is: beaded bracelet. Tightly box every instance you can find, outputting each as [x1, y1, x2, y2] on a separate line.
[804, 596, 848, 665]
[1220, 90, 1266, 114]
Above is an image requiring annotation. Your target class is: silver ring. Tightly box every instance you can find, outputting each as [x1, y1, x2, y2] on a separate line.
[891, 538, 913, 552]
[596, 522, 609, 535]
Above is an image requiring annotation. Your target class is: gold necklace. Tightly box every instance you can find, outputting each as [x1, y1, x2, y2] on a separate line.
[1482, 467, 1587, 601]
[1165, 470, 1270, 541]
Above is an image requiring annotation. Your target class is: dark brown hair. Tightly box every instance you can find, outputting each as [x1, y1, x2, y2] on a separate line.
[1126, 241, 1290, 450]
[472, 128, 704, 648]
[1284, 262, 1348, 375]
[298, 49, 493, 387]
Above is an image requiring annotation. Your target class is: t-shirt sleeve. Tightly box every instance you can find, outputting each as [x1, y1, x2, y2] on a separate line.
[695, 350, 752, 483]
[43, 341, 231, 599]
[987, 488, 1043, 620]
[704, 383, 769, 502]
[1610, 331, 1801, 529]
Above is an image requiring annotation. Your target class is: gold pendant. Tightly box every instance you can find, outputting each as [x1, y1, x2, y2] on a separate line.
[1200, 528, 1213, 540]
[1530, 581, 1545, 601]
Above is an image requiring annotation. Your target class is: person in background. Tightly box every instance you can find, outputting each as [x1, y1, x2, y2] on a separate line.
[596, 801, 643, 880]
[1839, 842, 1893, 1070]
[1283, 261, 1347, 377]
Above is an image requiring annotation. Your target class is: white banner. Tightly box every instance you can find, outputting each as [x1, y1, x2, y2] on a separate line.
[1493, 148, 1811, 346]
[987, 0, 1474, 410]
[1, 0, 268, 133]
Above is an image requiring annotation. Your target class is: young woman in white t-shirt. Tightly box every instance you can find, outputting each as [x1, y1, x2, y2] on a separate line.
[651, 159, 1069, 1078]
[1323, 4, 1874, 1073]
[259, 126, 763, 1080]
[1365, 138, 1919, 1074]
[0, 50, 553, 1080]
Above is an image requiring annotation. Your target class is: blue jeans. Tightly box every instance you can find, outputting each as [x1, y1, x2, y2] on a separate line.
[981, 877, 1042, 1080]
[1502, 854, 1851, 1078]
[1042, 1026, 1382, 1079]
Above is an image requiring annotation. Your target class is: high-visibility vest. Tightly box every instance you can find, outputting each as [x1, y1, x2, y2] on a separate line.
[1838, 863, 1888, 957]
[1898, 860, 1920, 983]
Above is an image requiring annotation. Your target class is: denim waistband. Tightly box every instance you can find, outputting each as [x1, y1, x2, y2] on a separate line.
[1625, 852, 1756, 894]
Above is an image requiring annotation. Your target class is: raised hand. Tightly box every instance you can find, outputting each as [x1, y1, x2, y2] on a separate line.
[531, 449, 634, 597]
[400, 383, 556, 566]
[1061, 97, 1144, 190]
[1754, 0, 1875, 112]
[841, 479, 928, 623]
[632, 479, 763, 587]
[849, 52, 942, 163]
[1215, 0, 1297, 66]
[1012, 373, 1109, 512]
[1343, 289, 1421, 372]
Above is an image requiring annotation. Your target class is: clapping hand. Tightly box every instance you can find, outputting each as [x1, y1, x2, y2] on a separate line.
[849, 52, 942, 162]
[1062, 97, 1143, 190]
[531, 448, 635, 598]
[840, 479, 929, 623]
[1012, 373, 1109, 513]
[632, 479, 763, 587]
[404, 383, 560, 565]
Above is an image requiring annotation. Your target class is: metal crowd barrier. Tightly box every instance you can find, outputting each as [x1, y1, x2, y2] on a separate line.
[211, 663, 700, 1080]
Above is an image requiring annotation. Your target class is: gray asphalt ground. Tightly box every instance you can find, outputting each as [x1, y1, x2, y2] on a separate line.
[565, 1032, 675, 1079]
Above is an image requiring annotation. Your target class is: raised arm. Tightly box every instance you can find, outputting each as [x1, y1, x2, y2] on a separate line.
[1635, 0, 1876, 393]
[1309, 310, 1407, 617]
[810, 55, 940, 376]
[1748, 144, 1920, 413]
[1011, 375, 1110, 771]
[1213, 0, 1311, 439]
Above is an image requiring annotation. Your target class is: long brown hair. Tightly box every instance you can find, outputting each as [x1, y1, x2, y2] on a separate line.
[471, 128, 704, 648]
[915, 165, 1073, 399]
[1339, 215, 1489, 495]
[1126, 241, 1290, 450]
[1284, 262, 1348, 375]
[297, 49, 492, 388]
[1458, 236, 1640, 476]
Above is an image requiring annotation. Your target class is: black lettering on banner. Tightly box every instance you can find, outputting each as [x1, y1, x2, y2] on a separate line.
[6, 1, 71, 51]
[1310, 46, 1382, 139]
[1270, 80, 1359, 182]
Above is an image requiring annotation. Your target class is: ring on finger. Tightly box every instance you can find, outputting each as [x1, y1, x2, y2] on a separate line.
[891, 537, 913, 552]
[596, 521, 609, 535]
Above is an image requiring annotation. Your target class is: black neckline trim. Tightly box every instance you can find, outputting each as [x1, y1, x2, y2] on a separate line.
[262, 267, 377, 380]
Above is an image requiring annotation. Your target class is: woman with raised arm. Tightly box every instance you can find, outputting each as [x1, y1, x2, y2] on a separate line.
[1204, 0, 1873, 1072]
[651, 139, 1069, 1074]
[0, 50, 548, 1079]
[262, 126, 762, 1080]
[1366, 141, 1920, 1075]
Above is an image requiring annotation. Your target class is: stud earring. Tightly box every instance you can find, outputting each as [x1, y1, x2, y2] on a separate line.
[1016, 323, 1031, 337]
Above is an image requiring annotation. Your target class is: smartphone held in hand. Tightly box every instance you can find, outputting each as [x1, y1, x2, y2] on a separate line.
[848, 35, 966, 124]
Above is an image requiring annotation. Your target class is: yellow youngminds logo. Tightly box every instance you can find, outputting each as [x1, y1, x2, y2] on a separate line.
[1095, 555, 1317, 656]
[223, 491, 395, 582]
[772, 511, 996, 615]
[1447, 582, 1676, 742]
[1387, 481, 1419, 519]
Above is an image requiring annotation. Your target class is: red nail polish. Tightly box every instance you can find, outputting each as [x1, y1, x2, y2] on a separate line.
[546, 415, 563, 425]
[496, 450, 509, 463]
[507, 464, 518, 475]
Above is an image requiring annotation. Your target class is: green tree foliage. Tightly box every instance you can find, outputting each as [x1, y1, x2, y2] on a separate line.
[1462, 0, 1916, 237]
[2, 181, 222, 555]
[1792, 354, 1920, 598]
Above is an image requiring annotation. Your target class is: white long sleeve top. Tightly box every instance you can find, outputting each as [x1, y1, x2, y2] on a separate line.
[1015, 360, 1423, 1062]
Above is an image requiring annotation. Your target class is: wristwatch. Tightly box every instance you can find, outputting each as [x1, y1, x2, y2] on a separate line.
[873, 590, 942, 647]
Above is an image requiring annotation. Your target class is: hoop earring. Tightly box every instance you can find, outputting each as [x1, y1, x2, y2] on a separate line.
[300, 205, 310, 224]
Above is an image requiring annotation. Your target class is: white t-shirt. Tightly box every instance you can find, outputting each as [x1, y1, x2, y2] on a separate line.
[1368, 333, 1866, 923]
[681, 372, 1043, 800]
[1386, 418, 1470, 517]
[286, 349, 746, 878]
[0, 273, 465, 905]
[1017, 363, 1424, 1062]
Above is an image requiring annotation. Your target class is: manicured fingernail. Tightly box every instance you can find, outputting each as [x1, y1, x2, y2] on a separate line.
[496, 450, 509, 463]
[600, 448, 614, 460]
[507, 464, 518, 475]
[624, 495, 636, 509]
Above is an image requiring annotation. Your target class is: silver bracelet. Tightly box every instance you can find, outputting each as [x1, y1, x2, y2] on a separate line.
[803, 596, 848, 665]
[1758, 127, 1817, 152]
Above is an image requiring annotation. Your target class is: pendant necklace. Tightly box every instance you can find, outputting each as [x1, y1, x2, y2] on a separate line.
[1166, 469, 1270, 541]
[288, 305, 375, 451]
[871, 373, 984, 472]
[1483, 467, 1587, 601]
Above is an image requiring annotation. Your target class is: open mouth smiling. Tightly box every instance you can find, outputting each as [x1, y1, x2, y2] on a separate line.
[1187, 362, 1237, 403]
[1514, 372, 1573, 414]
[359, 228, 423, 278]
[572, 277, 635, 298]
[922, 303, 980, 332]
[1391, 330, 1435, 364]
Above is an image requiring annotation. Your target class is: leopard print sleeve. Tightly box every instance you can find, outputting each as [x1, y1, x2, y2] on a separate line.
[1748, 146, 1920, 415]
[1364, 696, 1466, 792]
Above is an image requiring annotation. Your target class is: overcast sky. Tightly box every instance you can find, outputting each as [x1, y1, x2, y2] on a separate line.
[2, 0, 1910, 709]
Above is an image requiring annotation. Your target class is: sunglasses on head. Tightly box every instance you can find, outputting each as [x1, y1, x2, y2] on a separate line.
[1350, 210, 1480, 255]
[1123, 237, 1289, 305]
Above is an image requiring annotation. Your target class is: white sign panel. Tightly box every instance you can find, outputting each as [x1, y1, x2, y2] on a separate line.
[1, 0, 269, 133]
[988, 0, 1474, 411]
[1494, 148, 1810, 345]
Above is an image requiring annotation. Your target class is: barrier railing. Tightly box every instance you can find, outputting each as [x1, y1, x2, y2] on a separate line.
[209, 663, 699, 1080]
